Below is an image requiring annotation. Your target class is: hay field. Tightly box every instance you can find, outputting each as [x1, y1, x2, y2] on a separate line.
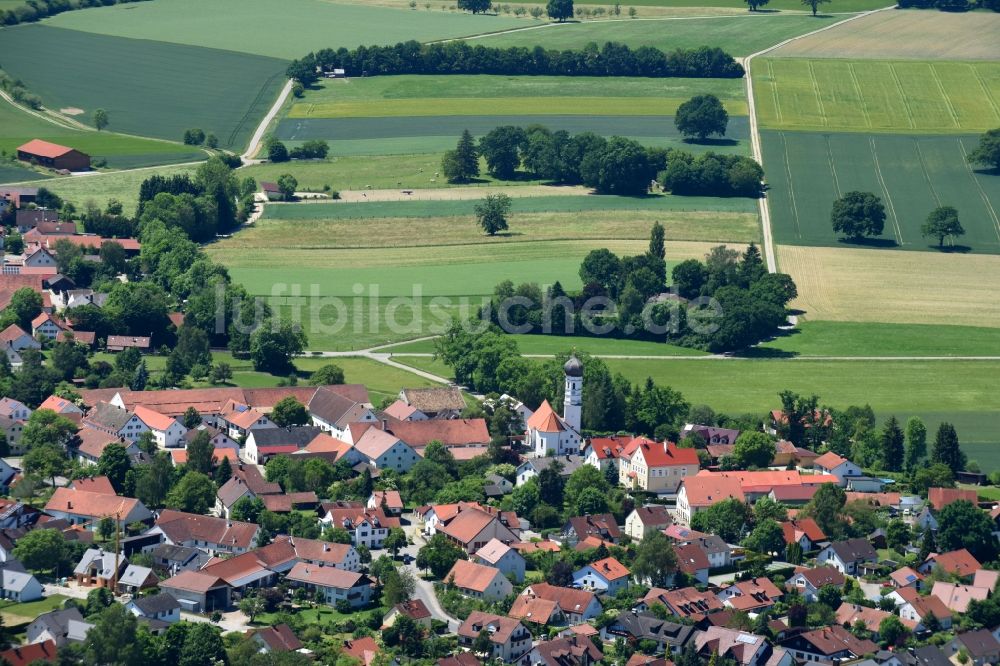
[476, 14, 847, 56]
[761, 130, 1000, 253]
[0, 25, 288, 149]
[753, 58, 1000, 134]
[43, 0, 539, 59]
[771, 10, 1000, 61]
[777, 245, 1000, 328]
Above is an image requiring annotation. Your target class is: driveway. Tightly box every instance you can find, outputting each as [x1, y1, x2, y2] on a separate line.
[400, 522, 460, 632]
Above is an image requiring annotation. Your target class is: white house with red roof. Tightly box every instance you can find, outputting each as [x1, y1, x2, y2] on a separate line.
[352, 426, 419, 472]
[618, 438, 699, 494]
[574, 557, 631, 595]
[474, 538, 526, 582]
[813, 452, 863, 487]
[133, 405, 187, 448]
[583, 435, 628, 473]
[675, 474, 746, 525]
[216, 400, 275, 439]
[446, 559, 513, 601]
[527, 357, 583, 457]
[30, 312, 65, 340]
[44, 487, 152, 528]
[38, 394, 82, 417]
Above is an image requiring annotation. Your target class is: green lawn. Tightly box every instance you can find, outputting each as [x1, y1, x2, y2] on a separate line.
[579, 0, 890, 9]
[758, 321, 1000, 357]
[959, 483, 1000, 500]
[476, 14, 849, 56]
[0, 25, 288, 149]
[0, 595, 70, 621]
[761, 130, 1000, 254]
[386, 333, 709, 356]
[753, 58, 1000, 134]
[44, 0, 540, 59]
[393, 355, 455, 380]
[0, 97, 203, 170]
[8, 164, 200, 214]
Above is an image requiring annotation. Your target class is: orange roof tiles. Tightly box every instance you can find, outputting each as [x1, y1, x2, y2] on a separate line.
[44, 487, 140, 519]
[586, 556, 630, 581]
[17, 139, 75, 159]
[446, 559, 505, 592]
[133, 405, 177, 432]
[926, 548, 981, 578]
[928, 487, 978, 510]
[623, 438, 699, 467]
[527, 400, 565, 433]
[813, 452, 848, 470]
[524, 583, 598, 615]
[69, 476, 115, 495]
[680, 474, 746, 507]
[508, 595, 560, 624]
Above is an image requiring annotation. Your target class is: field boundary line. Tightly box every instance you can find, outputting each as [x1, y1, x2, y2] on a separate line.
[970, 64, 1000, 124]
[806, 61, 828, 127]
[779, 132, 803, 239]
[766, 60, 783, 125]
[957, 139, 1000, 244]
[927, 63, 961, 130]
[912, 139, 942, 208]
[868, 136, 904, 245]
[886, 64, 917, 130]
[846, 62, 872, 130]
[825, 135, 842, 198]
[743, 4, 895, 273]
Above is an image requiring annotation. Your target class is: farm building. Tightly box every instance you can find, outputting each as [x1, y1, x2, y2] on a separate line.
[106, 335, 151, 352]
[16, 140, 91, 171]
[260, 182, 283, 201]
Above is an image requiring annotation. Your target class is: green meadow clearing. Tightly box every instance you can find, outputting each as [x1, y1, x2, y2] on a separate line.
[0, 162, 43, 185]
[43, 0, 538, 59]
[476, 14, 848, 56]
[387, 334, 708, 356]
[578, 0, 891, 9]
[753, 58, 1000, 134]
[761, 130, 1000, 252]
[0, 98, 203, 172]
[0, 25, 287, 149]
[758, 321, 1000, 357]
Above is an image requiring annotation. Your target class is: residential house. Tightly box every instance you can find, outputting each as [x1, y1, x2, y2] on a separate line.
[158, 570, 231, 613]
[382, 399, 427, 422]
[618, 438, 699, 494]
[126, 593, 180, 625]
[368, 490, 404, 516]
[675, 475, 745, 525]
[286, 562, 373, 608]
[516, 455, 584, 487]
[779, 518, 827, 553]
[151, 510, 260, 556]
[625, 505, 673, 541]
[779, 625, 879, 664]
[946, 629, 1000, 666]
[73, 429, 139, 466]
[0, 569, 43, 602]
[249, 624, 303, 654]
[218, 400, 276, 441]
[149, 543, 211, 575]
[813, 452, 864, 487]
[928, 487, 978, 510]
[44, 488, 152, 529]
[573, 557, 630, 595]
[73, 548, 126, 588]
[915, 506, 939, 532]
[528, 635, 602, 666]
[836, 603, 916, 639]
[352, 426, 420, 473]
[0, 396, 32, 422]
[816, 538, 878, 575]
[0, 324, 39, 352]
[0, 640, 57, 666]
[717, 577, 783, 614]
[674, 543, 711, 584]
[695, 627, 774, 666]
[484, 473, 513, 497]
[440, 507, 518, 555]
[132, 406, 187, 448]
[308, 385, 376, 439]
[688, 535, 731, 569]
[341, 637, 379, 666]
[786, 566, 845, 602]
[474, 538, 525, 582]
[508, 595, 565, 627]
[31, 312, 65, 340]
[893, 587, 953, 630]
[26, 608, 93, 647]
[602, 612, 698, 655]
[845, 476, 886, 493]
[930, 581, 988, 614]
[918, 548, 980, 579]
[680, 424, 740, 447]
[214, 467, 282, 518]
[888, 566, 924, 592]
[563, 514, 621, 546]
[320, 505, 399, 549]
[457, 611, 531, 663]
[445, 559, 514, 601]
[83, 402, 149, 442]
[382, 599, 432, 629]
[0, 414, 26, 455]
[583, 436, 628, 474]
[117, 564, 158, 594]
[521, 583, 602, 623]
[641, 586, 724, 621]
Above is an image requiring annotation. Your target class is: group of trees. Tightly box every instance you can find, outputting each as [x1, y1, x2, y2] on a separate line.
[182, 128, 219, 149]
[0, 0, 151, 26]
[265, 137, 330, 163]
[831, 192, 968, 249]
[445, 125, 659, 195]
[289, 41, 744, 85]
[898, 0, 999, 11]
[659, 150, 764, 197]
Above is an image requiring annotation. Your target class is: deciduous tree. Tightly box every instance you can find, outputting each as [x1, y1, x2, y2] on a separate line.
[632, 531, 677, 587]
[831, 191, 885, 241]
[474, 193, 512, 236]
[271, 396, 309, 426]
[547, 0, 574, 20]
[968, 128, 1000, 170]
[675, 94, 729, 141]
[93, 108, 109, 131]
[921, 206, 965, 248]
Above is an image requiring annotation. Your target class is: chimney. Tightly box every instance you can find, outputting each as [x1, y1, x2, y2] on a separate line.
[67, 501, 72, 510]
[226, 521, 232, 528]
[381, 419, 387, 431]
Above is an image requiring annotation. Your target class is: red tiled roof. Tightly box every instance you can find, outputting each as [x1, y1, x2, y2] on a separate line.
[649, 586, 724, 618]
[251, 624, 302, 652]
[160, 570, 227, 593]
[780, 518, 826, 545]
[44, 487, 141, 519]
[155, 509, 258, 549]
[133, 405, 177, 432]
[76, 427, 123, 460]
[17, 139, 75, 159]
[508, 595, 560, 624]
[795, 624, 878, 657]
[896, 586, 952, 620]
[446, 559, 503, 592]
[392, 599, 431, 620]
[439, 507, 507, 545]
[69, 476, 115, 495]
[791, 566, 844, 589]
[680, 475, 745, 507]
[675, 543, 710, 574]
[0, 324, 30, 344]
[0, 639, 57, 666]
[585, 556, 629, 581]
[457, 611, 525, 643]
[623, 438, 699, 467]
[928, 487, 978, 510]
[813, 452, 848, 470]
[524, 583, 597, 615]
[286, 561, 368, 589]
[926, 548, 981, 578]
[527, 400, 565, 433]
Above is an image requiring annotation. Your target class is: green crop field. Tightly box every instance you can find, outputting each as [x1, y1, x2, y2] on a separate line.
[9, 164, 200, 213]
[577, 0, 890, 9]
[44, 0, 539, 60]
[0, 162, 47, 185]
[761, 130, 1000, 253]
[758, 321, 1000, 357]
[0, 99, 203, 171]
[0, 25, 287, 149]
[753, 58, 1000, 134]
[476, 14, 848, 56]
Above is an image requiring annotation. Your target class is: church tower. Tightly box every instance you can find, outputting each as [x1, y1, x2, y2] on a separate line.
[563, 355, 583, 432]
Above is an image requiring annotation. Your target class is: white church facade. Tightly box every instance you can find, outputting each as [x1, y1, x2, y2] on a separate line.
[525, 356, 583, 457]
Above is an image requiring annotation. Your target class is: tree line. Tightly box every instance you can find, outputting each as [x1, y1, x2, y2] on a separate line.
[287, 40, 744, 84]
[0, 0, 151, 25]
[444, 125, 763, 198]
[898, 0, 998, 10]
